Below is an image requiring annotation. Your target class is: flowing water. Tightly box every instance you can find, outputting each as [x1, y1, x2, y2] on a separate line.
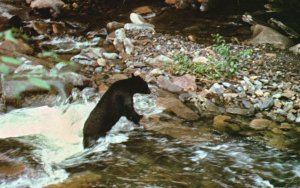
[0, 94, 300, 188]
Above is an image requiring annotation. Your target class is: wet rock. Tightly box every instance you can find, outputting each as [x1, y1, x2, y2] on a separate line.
[157, 96, 199, 121]
[264, 132, 292, 149]
[0, 39, 33, 55]
[157, 76, 182, 93]
[279, 123, 293, 130]
[192, 95, 225, 114]
[226, 107, 254, 116]
[271, 127, 283, 134]
[249, 118, 276, 130]
[40, 37, 102, 54]
[245, 24, 293, 49]
[46, 172, 102, 188]
[130, 13, 147, 24]
[213, 115, 231, 131]
[209, 83, 225, 95]
[172, 74, 197, 92]
[0, 160, 26, 179]
[289, 43, 300, 55]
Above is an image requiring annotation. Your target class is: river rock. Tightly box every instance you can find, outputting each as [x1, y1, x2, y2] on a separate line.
[245, 24, 293, 49]
[209, 83, 225, 95]
[226, 107, 254, 116]
[156, 96, 199, 121]
[0, 160, 26, 179]
[255, 97, 274, 111]
[106, 21, 125, 32]
[289, 43, 300, 55]
[0, 39, 34, 55]
[46, 172, 102, 188]
[102, 52, 118, 60]
[124, 38, 134, 55]
[191, 95, 225, 114]
[172, 74, 197, 92]
[213, 115, 231, 131]
[29, 0, 66, 18]
[282, 89, 296, 99]
[249, 118, 276, 130]
[157, 76, 182, 93]
[130, 13, 147, 24]
[124, 23, 155, 32]
[146, 55, 174, 67]
[287, 112, 296, 122]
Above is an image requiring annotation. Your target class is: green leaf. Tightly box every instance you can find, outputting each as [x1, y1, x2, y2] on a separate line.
[0, 56, 22, 65]
[0, 64, 9, 74]
[28, 77, 51, 90]
[4, 29, 17, 43]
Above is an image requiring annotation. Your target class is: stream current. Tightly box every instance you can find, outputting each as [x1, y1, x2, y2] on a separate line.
[0, 94, 299, 187]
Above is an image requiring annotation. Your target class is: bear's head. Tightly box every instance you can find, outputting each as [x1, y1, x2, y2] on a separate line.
[130, 74, 151, 94]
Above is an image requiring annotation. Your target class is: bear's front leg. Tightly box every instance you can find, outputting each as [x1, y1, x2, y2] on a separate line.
[123, 97, 143, 124]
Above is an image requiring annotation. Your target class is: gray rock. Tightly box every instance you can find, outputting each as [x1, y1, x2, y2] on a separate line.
[255, 97, 274, 111]
[226, 107, 254, 116]
[124, 23, 155, 32]
[130, 13, 147, 24]
[287, 112, 296, 122]
[124, 38, 134, 55]
[289, 43, 300, 55]
[242, 99, 253, 109]
[102, 52, 119, 60]
[209, 83, 225, 95]
[71, 54, 95, 65]
[272, 93, 282, 99]
[283, 101, 293, 112]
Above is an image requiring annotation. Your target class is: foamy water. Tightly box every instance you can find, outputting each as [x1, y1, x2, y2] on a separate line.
[0, 94, 162, 187]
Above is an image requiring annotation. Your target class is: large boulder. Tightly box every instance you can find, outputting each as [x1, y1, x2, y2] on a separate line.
[245, 24, 293, 49]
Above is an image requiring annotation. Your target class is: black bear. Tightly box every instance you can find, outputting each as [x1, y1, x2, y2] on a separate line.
[83, 74, 151, 148]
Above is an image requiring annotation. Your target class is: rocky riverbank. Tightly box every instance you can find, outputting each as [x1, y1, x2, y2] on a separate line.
[0, 1, 300, 152]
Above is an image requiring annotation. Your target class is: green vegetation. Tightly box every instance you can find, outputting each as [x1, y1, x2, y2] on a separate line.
[0, 28, 51, 90]
[167, 34, 252, 79]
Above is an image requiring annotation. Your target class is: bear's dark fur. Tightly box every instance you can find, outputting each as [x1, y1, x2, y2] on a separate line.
[83, 74, 151, 148]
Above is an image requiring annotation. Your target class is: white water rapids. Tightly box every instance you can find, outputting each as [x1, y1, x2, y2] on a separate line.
[0, 94, 162, 187]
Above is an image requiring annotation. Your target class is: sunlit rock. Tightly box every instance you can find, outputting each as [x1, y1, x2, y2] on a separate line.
[245, 24, 293, 49]
[157, 96, 199, 121]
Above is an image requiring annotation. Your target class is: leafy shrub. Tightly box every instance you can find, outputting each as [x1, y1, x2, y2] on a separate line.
[166, 34, 252, 79]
